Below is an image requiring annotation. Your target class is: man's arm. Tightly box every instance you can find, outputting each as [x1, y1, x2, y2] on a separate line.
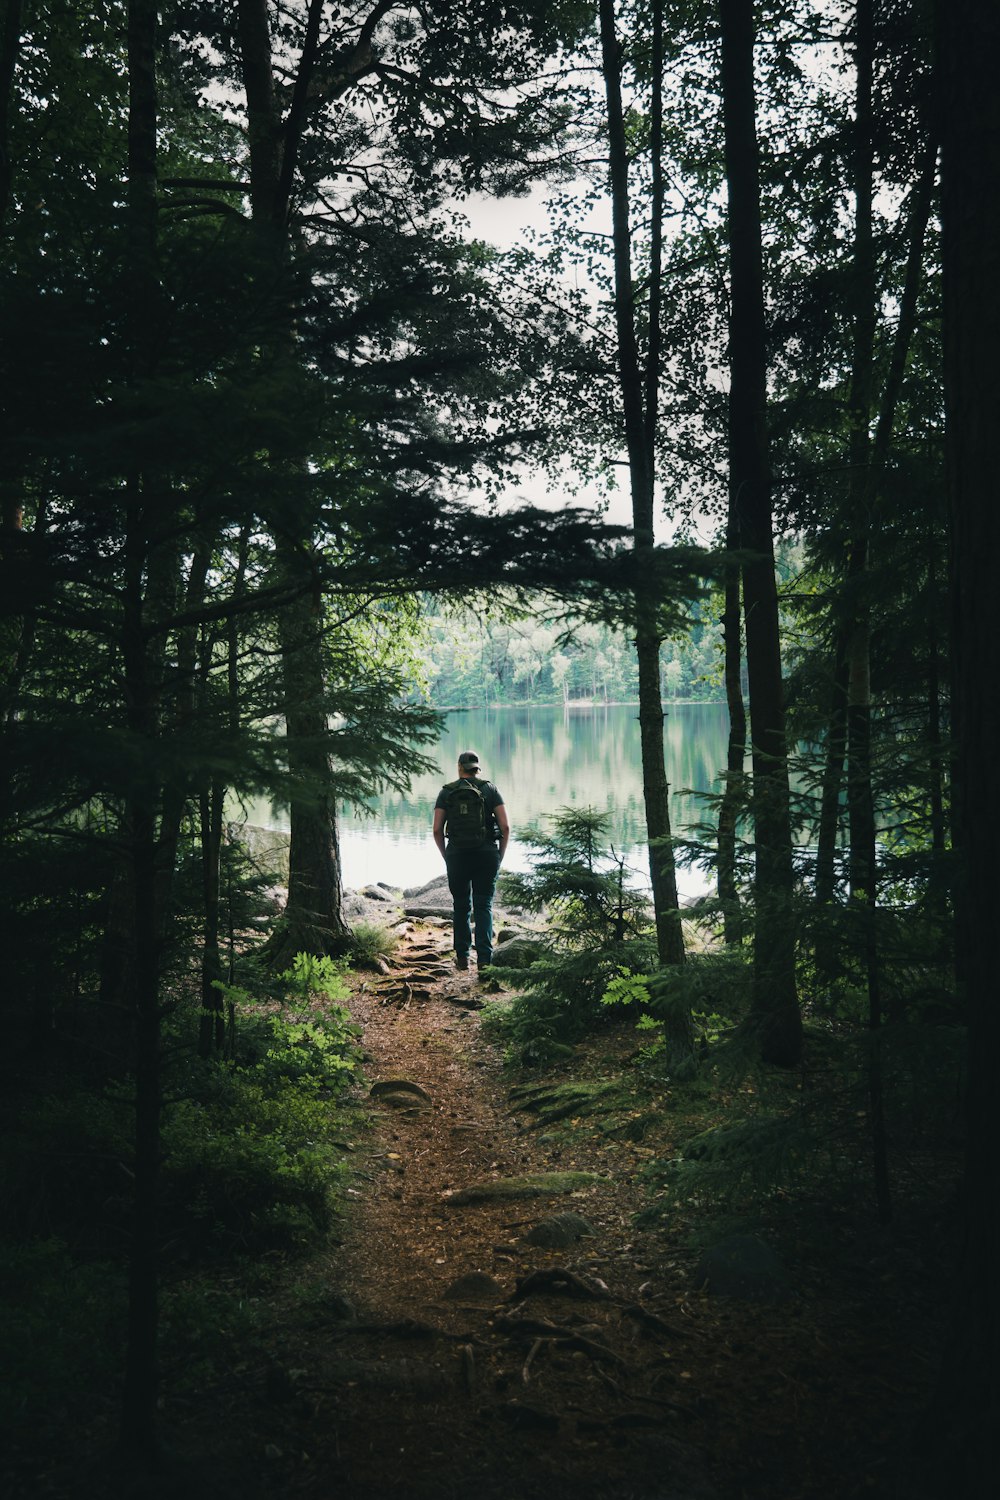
[495, 804, 510, 863]
[433, 807, 447, 861]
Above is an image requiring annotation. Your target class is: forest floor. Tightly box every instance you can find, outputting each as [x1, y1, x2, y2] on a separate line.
[26, 918, 956, 1500]
[157, 917, 953, 1500]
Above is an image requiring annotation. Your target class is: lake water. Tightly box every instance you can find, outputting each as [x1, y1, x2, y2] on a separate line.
[243, 703, 734, 899]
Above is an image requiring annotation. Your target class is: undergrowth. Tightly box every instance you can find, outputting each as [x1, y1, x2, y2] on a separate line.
[0, 951, 363, 1444]
[348, 919, 399, 967]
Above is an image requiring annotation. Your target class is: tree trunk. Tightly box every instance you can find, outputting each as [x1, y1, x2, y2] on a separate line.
[925, 546, 947, 924]
[0, 0, 24, 234]
[813, 640, 849, 973]
[237, 0, 351, 962]
[815, 134, 934, 976]
[198, 781, 225, 1056]
[156, 538, 211, 923]
[120, 1, 162, 1461]
[0, 494, 46, 744]
[717, 518, 746, 945]
[718, 0, 800, 1065]
[199, 525, 250, 1056]
[598, 0, 686, 983]
[925, 2, 1000, 1490]
[840, 0, 891, 1223]
[0, 0, 26, 746]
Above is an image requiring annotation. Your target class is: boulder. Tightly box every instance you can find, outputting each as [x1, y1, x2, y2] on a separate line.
[404, 901, 453, 918]
[491, 936, 547, 969]
[377, 1092, 430, 1112]
[361, 883, 399, 902]
[443, 1171, 604, 1206]
[404, 874, 451, 899]
[441, 1272, 505, 1304]
[522, 1212, 597, 1249]
[370, 1079, 433, 1111]
[692, 1233, 789, 1302]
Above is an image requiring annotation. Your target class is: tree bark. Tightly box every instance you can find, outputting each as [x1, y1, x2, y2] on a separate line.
[237, 0, 351, 962]
[120, 0, 162, 1462]
[718, 517, 746, 946]
[839, 0, 891, 1224]
[815, 135, 934, 975]
[813, 641, 849, 970]
[925, 546, 947, 924]
[198, 781, 225, 1056]
[199, 526, 250, 1056]
[924, 2, 1000, 1489]
[156, 538, 211, 922]
[718, 0, 800, 1064]
[598, 0, 686, 981]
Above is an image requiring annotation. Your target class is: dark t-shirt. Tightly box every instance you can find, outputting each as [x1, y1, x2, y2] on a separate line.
[435, 777, 504, 845]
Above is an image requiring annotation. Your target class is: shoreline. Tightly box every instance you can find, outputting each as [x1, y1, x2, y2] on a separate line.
[435, 697, 726, 711]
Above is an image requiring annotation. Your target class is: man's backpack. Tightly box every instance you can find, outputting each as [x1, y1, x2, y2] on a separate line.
[441, 778, 491, 850]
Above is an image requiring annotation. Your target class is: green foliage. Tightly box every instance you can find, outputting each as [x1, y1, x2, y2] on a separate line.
[638, 1109, 831, 1224]
[602, 947, 751, 1068]
[348, 921, 399, 967]
[503, 806, 654, 947]
[484, 940, 656, 1065]
[0, 1240, 125, 1442]
[160, 1081, 347, 1257]
[279, 951, 352, 1005]
[419, 597, 723, 709]
[485, 807, 657, 1063]
[636, 1002, 965, 1227]
[228, 1010, 360, 1094]
[1, 979, 361, 1265]
[602, 971, 651, 1009]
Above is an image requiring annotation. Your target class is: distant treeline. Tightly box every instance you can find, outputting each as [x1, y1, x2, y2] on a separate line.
[421, 600, 723, 708]
[420, 542, 806, 709]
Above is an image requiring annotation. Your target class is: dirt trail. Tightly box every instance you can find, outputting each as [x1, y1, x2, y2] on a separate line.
[247, 924, 938, 1500]
[263, 922, 716, 1500]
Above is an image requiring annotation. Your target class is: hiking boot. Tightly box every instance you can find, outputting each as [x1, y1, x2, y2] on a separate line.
[455, 954, 470, 971]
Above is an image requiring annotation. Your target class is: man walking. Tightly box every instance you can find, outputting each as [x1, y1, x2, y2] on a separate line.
[433, 752, 509, 972]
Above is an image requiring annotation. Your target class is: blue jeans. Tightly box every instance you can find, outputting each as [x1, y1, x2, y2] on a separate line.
[445, 843, 501, 964]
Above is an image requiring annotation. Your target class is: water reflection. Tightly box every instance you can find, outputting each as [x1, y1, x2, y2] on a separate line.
[243, 703, 733, 897]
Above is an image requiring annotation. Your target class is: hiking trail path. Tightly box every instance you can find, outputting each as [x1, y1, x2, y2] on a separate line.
[263, 917, 715, 1500]
[246, 918, 933, 1500]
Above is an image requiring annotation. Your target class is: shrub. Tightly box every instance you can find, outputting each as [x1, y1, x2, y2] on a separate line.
[2, 955, 362, 1264]
[0, 1240, 124, 1440]
[348, 921, 398, 967]
[485, 809, 658, 1064]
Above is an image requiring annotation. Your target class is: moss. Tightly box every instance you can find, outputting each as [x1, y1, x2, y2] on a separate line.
[508, 1079, 622, 1127]
[443, 1171, 604, 1205]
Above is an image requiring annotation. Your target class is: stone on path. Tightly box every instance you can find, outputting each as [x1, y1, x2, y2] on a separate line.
[441, 1272, 505, 1304]
[376, 1092, 430, 1111]
[522, 1212, 597, 1249]
[443, 1171, 604, 1206]
[490, 936, 547, 969]
[370, 1079, 433, 1111]
[445, 991, 485, 1011]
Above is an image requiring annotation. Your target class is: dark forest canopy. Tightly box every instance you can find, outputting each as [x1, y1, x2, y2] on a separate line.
[0, 0, 994, 1494]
